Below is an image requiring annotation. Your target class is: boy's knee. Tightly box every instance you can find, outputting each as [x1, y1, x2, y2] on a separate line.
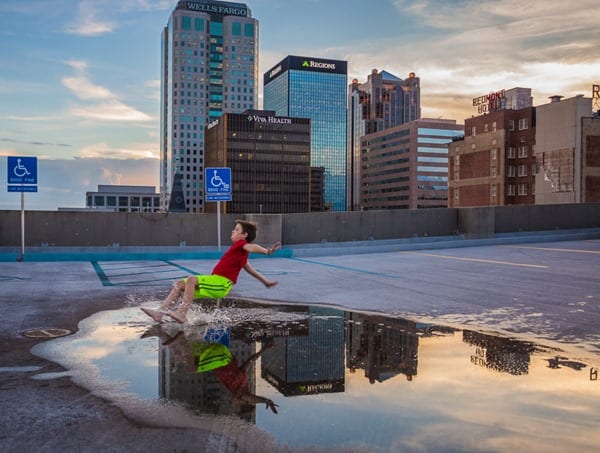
[175, 280, 186, 290]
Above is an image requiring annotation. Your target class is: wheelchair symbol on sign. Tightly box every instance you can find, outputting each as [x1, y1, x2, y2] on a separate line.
[211, 170, 230, 190]
[13, 159, 31, 178]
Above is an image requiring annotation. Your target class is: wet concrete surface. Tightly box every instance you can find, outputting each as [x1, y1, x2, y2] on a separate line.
[1, 233, 599, 451]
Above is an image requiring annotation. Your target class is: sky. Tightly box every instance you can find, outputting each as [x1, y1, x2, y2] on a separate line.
[1, 0, 599, 210]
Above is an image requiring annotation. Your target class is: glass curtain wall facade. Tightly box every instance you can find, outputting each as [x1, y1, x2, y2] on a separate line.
[160, 0, 258, 212]
[347, 69, 421, 211]
[360, 119, 463, 210]
[264, 56, 348, 211]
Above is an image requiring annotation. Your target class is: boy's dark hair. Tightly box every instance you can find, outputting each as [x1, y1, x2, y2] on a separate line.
[236, 220, 258, 243]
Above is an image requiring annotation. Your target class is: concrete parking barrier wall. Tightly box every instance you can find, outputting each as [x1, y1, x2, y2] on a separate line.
[0, 203, 599, 248]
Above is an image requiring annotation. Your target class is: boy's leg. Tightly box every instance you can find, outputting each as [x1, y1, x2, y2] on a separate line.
[165, 276, 198, 324]
[160, 280, 185, 310]
[141, 279, 185, 322]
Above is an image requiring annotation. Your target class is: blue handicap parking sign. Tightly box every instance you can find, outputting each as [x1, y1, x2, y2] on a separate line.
[8, 156, 37, 185]
[205, 167, 232, 201]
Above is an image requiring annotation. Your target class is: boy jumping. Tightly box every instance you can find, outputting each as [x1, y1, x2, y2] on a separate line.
[142, 220, 280, 324]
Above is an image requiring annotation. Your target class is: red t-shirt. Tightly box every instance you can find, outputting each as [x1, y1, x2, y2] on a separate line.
[213, 359, 248, 396]
[211, 239, 249, 283]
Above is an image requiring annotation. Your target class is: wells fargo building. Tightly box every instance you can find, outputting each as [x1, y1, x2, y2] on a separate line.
[204, 110, 325, 213]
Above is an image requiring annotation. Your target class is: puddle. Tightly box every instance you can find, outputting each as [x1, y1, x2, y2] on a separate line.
[32, 300, 600, 452]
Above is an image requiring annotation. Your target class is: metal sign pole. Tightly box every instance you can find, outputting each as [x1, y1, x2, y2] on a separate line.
[217, 201, 221, 251]
[19, 192, 25, 261]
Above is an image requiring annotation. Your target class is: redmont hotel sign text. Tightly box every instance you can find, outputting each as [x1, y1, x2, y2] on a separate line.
[473, 89, 505, 114]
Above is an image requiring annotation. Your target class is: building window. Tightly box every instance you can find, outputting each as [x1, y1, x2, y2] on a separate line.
[518, 164, 528, 177]
[492, 122, 497, 132]
[508, 120, 515, 131]
[491, 148, 497, 160]
[471, 126, 476, 136]
[507, 146, 516, 159]
[484, 123, 489, 132]
[507, 184, 516, 196]
[508, 165, 516, 177]
[518, 183, 528, 196]
[491, 184, 497, 197]
[93, 195, 104, 206]
[518, 145, 528, 158]
[518, 118, 529, 130]
[491, 167, 497, 177]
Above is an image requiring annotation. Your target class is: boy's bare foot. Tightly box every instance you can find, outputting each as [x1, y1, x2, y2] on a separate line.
[164, 310, 187, 324]
[141, 307, 164, 323]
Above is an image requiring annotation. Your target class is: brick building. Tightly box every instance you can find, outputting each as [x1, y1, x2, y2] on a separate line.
[448, 107, 536, 207]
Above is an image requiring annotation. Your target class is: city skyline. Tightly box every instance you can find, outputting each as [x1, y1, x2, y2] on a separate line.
[1, 0, 599, 210]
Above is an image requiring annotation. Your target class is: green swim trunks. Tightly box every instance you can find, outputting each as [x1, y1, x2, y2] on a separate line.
[193, 343, 233, 373]
[184, 274, 233, 299]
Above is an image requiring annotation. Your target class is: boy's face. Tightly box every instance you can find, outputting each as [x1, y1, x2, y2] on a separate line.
[231, 223, 248, 242]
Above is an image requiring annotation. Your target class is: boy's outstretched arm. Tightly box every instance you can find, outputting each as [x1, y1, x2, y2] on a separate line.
[243, 241, 281, 256]
[243, 262, 278, 288]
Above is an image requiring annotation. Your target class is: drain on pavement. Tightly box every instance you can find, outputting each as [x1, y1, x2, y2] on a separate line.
[21, 328, 73, 339]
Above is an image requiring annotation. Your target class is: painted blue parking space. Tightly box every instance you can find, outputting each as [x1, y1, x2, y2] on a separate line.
[92, 260, 201, 287]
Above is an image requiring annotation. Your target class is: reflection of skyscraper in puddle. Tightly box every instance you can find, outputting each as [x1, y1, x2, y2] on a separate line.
[261, 307, 345, 396]
[463, 330, 536, 375]
[159, 336, 258, 422]
[346, 312, 418, 383]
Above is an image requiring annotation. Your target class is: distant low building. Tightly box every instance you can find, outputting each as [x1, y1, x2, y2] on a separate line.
[534, 94, 596, 204]
[85, 185, 161, 212]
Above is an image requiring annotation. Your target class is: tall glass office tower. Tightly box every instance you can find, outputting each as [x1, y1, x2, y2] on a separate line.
[263, 56, 348, 211]
[160, 0, 258, 212]
[347, 69, 420, 211]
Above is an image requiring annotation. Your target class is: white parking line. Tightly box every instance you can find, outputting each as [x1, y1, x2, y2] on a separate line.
[401, 251, 548, 268]
[504, 245, 600, 254]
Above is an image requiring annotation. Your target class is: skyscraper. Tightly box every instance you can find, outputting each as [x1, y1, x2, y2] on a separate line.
[347, 69, 421, 211]
[160, 0, 258, 212]
[263, 56, 348, 211]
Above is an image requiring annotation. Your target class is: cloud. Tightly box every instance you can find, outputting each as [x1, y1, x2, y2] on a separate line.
[144, 79, 161, 101]
[69, 100, 153, 122]
[338, 0, 600, 121]
[0, 138, 71, 147]
[65, 1, 115, 36]
[0, 156, 160, 210]
[78, 142, 159, 160]
[62, 75, 114, 101]
[62, 60, 154, 122]
[5, 115, 61, 122]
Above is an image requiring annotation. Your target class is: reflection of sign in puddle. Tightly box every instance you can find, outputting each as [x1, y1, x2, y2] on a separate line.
[32, 300, 600, 452]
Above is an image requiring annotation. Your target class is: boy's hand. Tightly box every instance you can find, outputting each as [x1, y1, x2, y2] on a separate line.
[267, 241, 281, 255]
[264, 280, 278, 288]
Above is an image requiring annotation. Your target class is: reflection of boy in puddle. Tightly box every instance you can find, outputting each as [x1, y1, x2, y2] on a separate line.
[157, 328, 279, 414]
